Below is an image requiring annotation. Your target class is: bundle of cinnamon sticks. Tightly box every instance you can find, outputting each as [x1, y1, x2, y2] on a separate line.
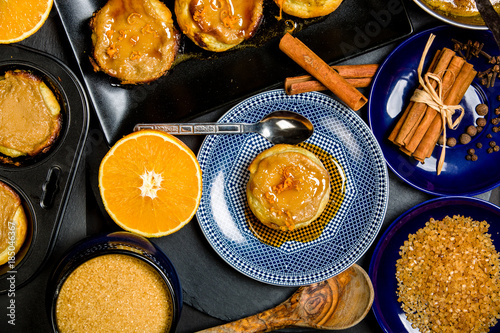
[388, 39, 477, 174]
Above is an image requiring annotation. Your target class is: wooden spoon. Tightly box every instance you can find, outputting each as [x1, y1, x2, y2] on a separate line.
[196, 264, 374, 332]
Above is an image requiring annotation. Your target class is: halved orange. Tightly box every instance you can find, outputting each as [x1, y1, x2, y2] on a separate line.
[98, 130, 202, 237]
[0, 0, 54, 44]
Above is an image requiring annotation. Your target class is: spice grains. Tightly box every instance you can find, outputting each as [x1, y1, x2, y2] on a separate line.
[396, 215, 500, 333]
[56, 254, 173, 333]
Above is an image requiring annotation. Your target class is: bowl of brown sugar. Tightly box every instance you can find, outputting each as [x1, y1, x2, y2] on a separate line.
[47, 231, 182, 333]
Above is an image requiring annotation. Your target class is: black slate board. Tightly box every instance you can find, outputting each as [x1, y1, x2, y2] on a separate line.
[55, 0, 413, 145]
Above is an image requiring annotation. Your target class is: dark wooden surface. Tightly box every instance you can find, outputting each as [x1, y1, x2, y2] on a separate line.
[0, 1, 499, 332]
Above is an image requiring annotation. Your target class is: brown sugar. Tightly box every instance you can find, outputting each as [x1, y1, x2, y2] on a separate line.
[396, 215, 500, 333]
[56, 253, 173, 333]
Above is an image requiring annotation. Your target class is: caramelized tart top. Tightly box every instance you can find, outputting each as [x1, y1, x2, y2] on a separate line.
[90, 0, 180, 84]
[0, 70, 61, 159]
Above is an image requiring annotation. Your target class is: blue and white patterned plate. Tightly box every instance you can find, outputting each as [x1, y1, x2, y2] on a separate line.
[196, 90, 389, 286]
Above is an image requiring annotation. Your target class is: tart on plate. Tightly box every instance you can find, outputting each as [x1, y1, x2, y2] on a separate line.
[247, 144, 331, 231]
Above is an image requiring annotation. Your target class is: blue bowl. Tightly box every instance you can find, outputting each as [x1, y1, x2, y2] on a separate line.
[369, 196, 500, 332]
[47, 231, 182, 332]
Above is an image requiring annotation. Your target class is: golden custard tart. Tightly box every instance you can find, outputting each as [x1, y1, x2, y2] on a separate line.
[175, 0, 264, 52]
[274, 0, 344, 18]
[90, 0, 180, 84]
[0, 181, 27, 266]
[246, 144, 331, 231]
[0, 70, 62, 162]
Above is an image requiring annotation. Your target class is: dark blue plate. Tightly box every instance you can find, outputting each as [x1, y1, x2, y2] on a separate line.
[369, 25, 500, 196]
[369, 196, 500, 333]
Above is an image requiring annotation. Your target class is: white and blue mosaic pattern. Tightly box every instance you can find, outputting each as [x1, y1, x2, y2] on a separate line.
[197, 90, 388, 286]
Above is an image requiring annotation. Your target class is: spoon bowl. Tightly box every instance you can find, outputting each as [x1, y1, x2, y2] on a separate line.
[134, 110, 314, 145]
[196, 264, 374, 332]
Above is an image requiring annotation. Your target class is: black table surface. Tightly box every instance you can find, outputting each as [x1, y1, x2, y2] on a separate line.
[1, 1, 499, 332]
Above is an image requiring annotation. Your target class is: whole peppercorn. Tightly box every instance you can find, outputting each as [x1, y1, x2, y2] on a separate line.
[471, 154, 478, 161]
[466, 125, 478, 136]
[496, 108, 500, 116]
[477, 126, 483, 133]
[459, 133, 472, 144]
[447, 137, 457, 147]
[488, 147, 494, 153]
[492, 118, 500, 125]
[476, 103, 489, 116]
[477, 142, 483, 149]
[466, 154, 472, 161]
[494, 127, 500, 133]
[437, 135, 445, 145]
[467, 148, 475, 155]
[490, 141, 496, 147]
[487, 133, 493, 139]
[477, 118, 487, 127]
[498, 95, 500, 101]
[495, 146, 500, 152]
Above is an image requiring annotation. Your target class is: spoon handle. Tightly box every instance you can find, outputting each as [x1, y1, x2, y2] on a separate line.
[134, 123, 246, 135]
[196, 302, 298, 333]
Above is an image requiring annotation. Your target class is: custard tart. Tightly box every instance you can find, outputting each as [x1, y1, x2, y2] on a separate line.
[247, 144, 331, 231]
[274, 0, 344, 18]
[0, 181, 27, 266]
[0, 70, 61, 162]
[175, 0, 264, 52]
[90, 0, 180, 84]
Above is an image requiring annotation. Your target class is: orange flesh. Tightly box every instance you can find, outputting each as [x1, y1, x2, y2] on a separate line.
[100, 134, 201, 235]
[0, 0, 51, 41]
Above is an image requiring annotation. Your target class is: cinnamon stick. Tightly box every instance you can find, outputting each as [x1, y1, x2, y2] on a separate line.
[403, 55, 465, 153]
[279, 33, 368, 111]
[285, 64, 378, 94]
[387, 50, 442, 143]
[412, 64, 477, 162]
[285, 77, 372, 94]
[393, 48, 455, 146]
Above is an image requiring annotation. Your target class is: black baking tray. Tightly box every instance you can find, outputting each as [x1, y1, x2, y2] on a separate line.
[55, 0, 413, 145]
[0, 44, 89, 293]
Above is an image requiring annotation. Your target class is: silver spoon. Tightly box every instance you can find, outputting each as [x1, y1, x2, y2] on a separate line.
[133, 110, 314, 145]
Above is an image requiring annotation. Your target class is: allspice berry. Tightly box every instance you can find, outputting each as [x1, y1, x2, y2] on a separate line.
[492, 118, 499, 125]
[477, 118, 487, 127]
[466, 125, 477, 136]
[447, 137, 457, 147]
[471, 154, 478, 161]
[476, 103, 489, 116]
[459, 133, 471, 145]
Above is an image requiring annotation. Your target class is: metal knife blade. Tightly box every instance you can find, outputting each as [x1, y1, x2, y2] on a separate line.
[475, 0, 500, 51]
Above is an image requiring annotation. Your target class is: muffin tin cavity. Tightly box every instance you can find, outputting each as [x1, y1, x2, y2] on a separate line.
[0, 178, 35, 276]
[0, 62, 69, 168]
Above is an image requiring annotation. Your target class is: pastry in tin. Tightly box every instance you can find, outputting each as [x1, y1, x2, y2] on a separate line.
[246, 144, 331, 231]
[175, 0, 264, 52]
[274, 0, 344, 18]
[89, 0, 180, 84]
[0, 70, 62, 162]
[0, 181, 27, 266]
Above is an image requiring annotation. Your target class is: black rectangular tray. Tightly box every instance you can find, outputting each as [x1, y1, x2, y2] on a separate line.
[55, 0, 413, 145]
[0, 45, 89, 292]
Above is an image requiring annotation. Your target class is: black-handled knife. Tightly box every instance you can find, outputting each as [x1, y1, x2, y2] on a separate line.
[475, 0, 500, 51]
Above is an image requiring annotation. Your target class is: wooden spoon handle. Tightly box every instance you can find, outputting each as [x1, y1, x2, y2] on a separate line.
[196, 302, 298, 333]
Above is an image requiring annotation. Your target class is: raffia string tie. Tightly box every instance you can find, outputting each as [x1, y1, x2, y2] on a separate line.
[409, 33, 465, 175]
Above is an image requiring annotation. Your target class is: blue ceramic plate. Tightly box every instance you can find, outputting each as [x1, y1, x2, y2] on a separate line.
[197, 90, 389, 286]
[369, 196, 500, 333]
[369, 25, 500, 196]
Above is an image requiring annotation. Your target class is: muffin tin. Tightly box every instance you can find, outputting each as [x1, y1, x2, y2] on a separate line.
[0, 44, 88, 293]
